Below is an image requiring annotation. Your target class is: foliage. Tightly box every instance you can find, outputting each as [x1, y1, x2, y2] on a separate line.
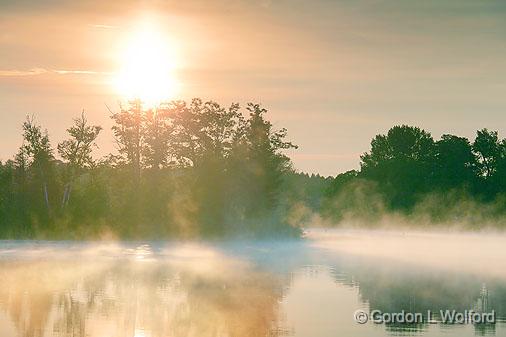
[323, 125, 506, 226]
[6, 112, 506, 236]
[57, 111, 102, 208]
[0, 100, 300, 239]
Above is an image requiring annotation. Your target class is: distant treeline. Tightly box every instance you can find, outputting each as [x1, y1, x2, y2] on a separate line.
[322, 125, 506, 227]
[0, 99, 311, 239]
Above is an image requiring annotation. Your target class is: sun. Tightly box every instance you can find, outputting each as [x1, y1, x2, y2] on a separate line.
[113, 22, 180, 106]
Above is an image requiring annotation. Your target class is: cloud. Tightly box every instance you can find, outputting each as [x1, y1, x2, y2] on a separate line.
[54, 69, 112, 75]
[88, 24, 118, 29]
[0, 68, 48, 77]
[0, 68, 111, 77]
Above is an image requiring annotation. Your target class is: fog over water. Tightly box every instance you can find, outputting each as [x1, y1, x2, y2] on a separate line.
[0, 230, 505, 337]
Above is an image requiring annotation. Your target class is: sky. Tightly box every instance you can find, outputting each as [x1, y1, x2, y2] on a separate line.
[1, 0, 506, 176]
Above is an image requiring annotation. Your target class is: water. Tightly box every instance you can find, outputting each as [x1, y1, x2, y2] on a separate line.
[0, 230, 505, 337]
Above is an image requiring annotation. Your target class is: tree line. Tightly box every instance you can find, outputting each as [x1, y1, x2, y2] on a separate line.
[4, 109, 505, 236]
[323, 125, 506, 226]
[0, 99, 301, 239]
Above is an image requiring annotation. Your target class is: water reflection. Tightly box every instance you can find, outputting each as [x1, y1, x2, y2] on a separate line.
[0, 231, 505, 337]
[325, 258, 505, 336]
[0, 243, 288, 337]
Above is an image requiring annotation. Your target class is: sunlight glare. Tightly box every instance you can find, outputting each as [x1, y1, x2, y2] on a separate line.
[114, 21, 180, 106]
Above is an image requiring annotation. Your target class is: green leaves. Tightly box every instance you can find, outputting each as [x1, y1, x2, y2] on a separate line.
[20, 116, 53, 168]
[58, 111, 102, 170]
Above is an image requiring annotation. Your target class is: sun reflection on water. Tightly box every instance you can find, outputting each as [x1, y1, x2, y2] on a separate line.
[0, 234, 506, 337]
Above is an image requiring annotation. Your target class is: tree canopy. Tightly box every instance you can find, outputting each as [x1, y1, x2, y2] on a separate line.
[324, 125, 506, 225]
[0, 99, 300, 239]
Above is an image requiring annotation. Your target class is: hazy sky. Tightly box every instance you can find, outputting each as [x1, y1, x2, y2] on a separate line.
[1, 0, 506, 176]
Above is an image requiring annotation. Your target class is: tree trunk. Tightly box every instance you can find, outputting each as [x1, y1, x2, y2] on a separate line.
[65, 184, 72, 207]
[43, 182, 50, 211]
[61, 184, 69, 208]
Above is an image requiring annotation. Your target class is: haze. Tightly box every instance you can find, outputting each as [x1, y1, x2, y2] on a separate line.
[1, 0, 506, 176]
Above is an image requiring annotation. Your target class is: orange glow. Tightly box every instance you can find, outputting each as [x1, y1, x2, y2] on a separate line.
[113, 20, 180, 106]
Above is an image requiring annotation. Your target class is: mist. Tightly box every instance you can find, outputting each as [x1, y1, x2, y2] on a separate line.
[0, 231, 505, 336]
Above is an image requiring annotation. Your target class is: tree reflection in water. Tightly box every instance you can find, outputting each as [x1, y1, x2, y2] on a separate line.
[1, 234, 506, 337]
[0, 243, 289, 337]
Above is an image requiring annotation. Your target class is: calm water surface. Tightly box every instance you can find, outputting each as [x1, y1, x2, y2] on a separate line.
[0, 230, 505, 337]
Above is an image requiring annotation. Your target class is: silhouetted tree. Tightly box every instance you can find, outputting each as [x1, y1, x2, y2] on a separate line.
[360, 125, 435, 208]
[434, 134, 476, 190]
[226, 103, 297, 234]
[111, 99, 144, 185]
[143, 104, 174, 169]
[57, 111, 101, 207]
[473, 129, 501, 179]
[19, 116, 54, 212]
[493, 140, 506, 194]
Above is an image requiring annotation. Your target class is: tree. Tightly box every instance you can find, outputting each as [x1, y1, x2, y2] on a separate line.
[143, 104, 175, 169]
[227, 103, 297, 233]
[472, 129, 501, 178]
[170, 99, 243, 167]
[493, 139, 506, 193]
[111, 99, 145, 184]
[19, 116, 54, 211]
[361, 125, 434, 170]
[57, 111, 102, 207]
[1, 99, 302, 239]
[360, 125, 435, 209]
[183, 100, 244, 234]
[434, 134, 476, 189]
[169, 100, 200, 167]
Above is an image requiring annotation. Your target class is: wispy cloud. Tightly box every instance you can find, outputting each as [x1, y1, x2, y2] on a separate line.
[0, 68, 112, 77]
[0, 68, 48, 77]
[54, 69, 112, 75]
[89, 24, 117, 29]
